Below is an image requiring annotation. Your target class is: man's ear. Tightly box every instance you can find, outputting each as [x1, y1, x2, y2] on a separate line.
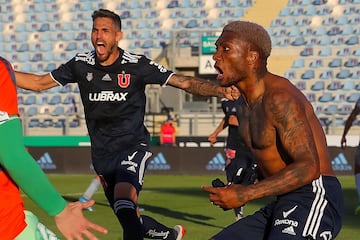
[247, 51, 259, 65]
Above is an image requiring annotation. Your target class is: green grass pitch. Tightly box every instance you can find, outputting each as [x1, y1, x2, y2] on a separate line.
[23, 175, 360, 239]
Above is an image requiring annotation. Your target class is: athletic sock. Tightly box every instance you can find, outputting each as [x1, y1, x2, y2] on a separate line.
[114, 198, 143, 240]
[141, 215, 176, 239]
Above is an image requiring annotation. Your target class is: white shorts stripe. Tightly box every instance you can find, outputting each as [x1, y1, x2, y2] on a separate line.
[138, 151, 152, 186]
[302, 176, 328, 238]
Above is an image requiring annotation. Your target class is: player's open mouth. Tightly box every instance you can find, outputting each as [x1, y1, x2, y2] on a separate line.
[215, 65, 224, 81]
[96, 42, 106, 55]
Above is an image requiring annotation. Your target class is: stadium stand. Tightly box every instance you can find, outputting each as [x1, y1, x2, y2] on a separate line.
[2, 0, 360, 135]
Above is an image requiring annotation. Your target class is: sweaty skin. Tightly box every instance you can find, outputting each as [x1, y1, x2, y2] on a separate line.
[202, 31, 334, 209]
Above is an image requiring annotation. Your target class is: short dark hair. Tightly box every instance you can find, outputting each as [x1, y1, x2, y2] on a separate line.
[223, 21, 271, 59]
[92, 9, 122, 30]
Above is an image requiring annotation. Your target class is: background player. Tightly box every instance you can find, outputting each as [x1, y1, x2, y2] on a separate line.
[208, 98, 256, 220]
[340, 97, 360, 215]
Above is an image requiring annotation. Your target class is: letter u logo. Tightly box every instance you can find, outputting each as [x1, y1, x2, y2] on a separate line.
[118, 74, 130, 88]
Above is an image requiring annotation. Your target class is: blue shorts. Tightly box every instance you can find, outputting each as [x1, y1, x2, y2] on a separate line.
[92, 147, 152, 207]
[212, 176, 344, 240]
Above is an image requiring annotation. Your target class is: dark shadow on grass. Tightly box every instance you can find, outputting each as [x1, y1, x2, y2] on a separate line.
[140, 203, 223, 228]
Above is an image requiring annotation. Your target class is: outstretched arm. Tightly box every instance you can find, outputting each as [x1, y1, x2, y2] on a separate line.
[15, 72, 59, 92]
[208, 118, 226, 146]
[0, 120, 107, 239]
[167, 74, 239, 100]
[341, 102, 360, 148]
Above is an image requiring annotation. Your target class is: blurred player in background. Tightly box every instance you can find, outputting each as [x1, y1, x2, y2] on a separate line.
[0, 56, 107, 239]
[340, 97, 360, 215]
[208, 98, 256, 220]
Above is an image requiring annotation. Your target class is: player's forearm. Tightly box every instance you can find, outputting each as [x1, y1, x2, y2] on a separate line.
[169, 75, 226, 98]
[0, 119, 67, 216]
[244, 162, 318, 202]
[15, 72, 56, 92]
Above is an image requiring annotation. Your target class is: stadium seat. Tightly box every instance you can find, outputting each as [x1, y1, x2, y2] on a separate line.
[328, 58, 342, 68]
[48, 95, 62, 105]
[337, 47, 351, 56]
[345, 36, 359, 45]
[292, 37, 306, 46]
[336, 69, 352, 79]
[344, 58, 359, 68]
[306, 93, 316, 102]
[342, 81, 355, 91]
[347, 93, 360, 103]
[27, 107, 38, 117]
[311, 81, 325, 91]
[338, 104, 353, 115]
[333, 93, 346, 103]
[292, 58, 305, 68]
[28, 118, 41, 128]
[327, 81, 342, 91]
[351, 70, 360, 79]
[318, 93, 333, 102]
[285, 70, 296, 80]
[294, 81, 306, 90]
[324, 105, 338, 115]
[51, 106, 65, 116]
[301, 70, 314, 80]
[300, 47, 313, 56]
[24, 95, 37, 105]
[318, 47, 332, 56]
[309, 59, 323, 68]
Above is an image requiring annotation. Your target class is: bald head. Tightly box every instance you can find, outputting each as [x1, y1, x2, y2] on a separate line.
[223, 21, 272, 59]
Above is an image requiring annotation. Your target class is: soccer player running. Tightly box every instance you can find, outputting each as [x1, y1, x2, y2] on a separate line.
[0, 56, 107, 239]
[340, 97, 360, 214]
[208, 97, 257, 220]
[15, 9, 237, 240]
[202, 21, 344, 239]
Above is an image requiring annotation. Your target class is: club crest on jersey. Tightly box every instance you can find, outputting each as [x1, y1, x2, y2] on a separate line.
[118, 71, 130, 88]
[86, 72, 93, 81]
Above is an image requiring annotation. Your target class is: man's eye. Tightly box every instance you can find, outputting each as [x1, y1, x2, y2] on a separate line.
[224, 47, 230, 51]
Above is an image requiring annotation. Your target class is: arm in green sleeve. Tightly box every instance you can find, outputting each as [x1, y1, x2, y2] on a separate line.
[0, 119, 67, 216]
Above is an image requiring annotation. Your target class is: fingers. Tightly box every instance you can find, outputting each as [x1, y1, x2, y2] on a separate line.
[80, 199, 95, 209]
[87, 221, 108, 235]
[201, 185, 216, 193]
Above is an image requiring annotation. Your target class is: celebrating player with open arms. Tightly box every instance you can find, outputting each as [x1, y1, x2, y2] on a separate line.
[202, 21, 344, 240]
[15, 9, 238, 240]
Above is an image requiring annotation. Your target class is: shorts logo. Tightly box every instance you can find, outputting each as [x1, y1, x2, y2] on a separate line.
[282, 226, 296, 236]
[283, 205, 298, 218]
[121, 151, 138, 173]
[320, 231, 332, 240]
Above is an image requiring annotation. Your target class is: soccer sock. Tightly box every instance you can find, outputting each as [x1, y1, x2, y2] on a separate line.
[114, 198, 143, 240]
[141, 215, 176, 239]
[81, 176, 101, 200]
[355, 173, 360, 202]
[234, 206, 244, 220]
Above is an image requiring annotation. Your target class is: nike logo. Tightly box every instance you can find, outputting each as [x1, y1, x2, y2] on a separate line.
[128, 151, 137, 161]
[283, 205, 298, 218]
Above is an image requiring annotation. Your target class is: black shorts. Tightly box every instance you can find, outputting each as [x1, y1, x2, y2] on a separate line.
[92, 147, 152, 207]
[212, 176, 344, 240]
